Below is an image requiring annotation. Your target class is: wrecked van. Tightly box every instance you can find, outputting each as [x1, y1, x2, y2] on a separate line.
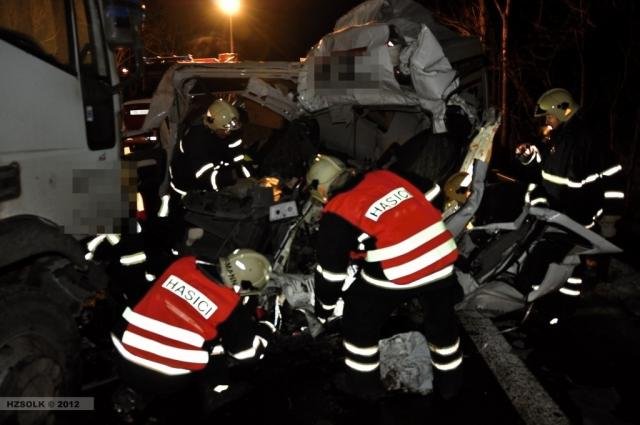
[136, 0, 490, 197]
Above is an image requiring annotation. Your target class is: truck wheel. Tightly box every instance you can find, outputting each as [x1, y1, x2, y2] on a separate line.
[0, 286, 81, 425]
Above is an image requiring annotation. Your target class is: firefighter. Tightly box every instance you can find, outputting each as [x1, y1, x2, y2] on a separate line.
[110, 249, 275, 415]
[169, 98, 252, 198]
[515, 88, 625, 296]
[307, 154, 464, 401]
[166, 98, 254, 251]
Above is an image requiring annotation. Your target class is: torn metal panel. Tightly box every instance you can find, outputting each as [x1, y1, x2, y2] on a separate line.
[529, 206, 623, 255]
[334, 0, 456, 43]
[299, 0, 464, 133]
[242, 77, 300, 123]
[336, 0, 487, 112]
[410, 24, 458, 133]
[298, 23, 415, 112]
[455, 202, 622, 316]
[141, 61, 301, 134]
[527, 262, 578, 303]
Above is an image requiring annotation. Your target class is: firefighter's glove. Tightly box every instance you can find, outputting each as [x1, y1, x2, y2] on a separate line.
[515, 143, 539, 165]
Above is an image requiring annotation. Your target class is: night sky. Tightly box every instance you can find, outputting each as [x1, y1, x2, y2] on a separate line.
[231, 0, 365, 60]
[143, 0, 365, 60]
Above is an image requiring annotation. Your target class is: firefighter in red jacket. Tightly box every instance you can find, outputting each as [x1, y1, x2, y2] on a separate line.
[307, 154, 463, 401]
[110, 249, 275, 411]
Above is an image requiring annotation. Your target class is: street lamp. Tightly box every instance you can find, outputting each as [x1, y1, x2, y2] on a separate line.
[216, 0, 240, 54]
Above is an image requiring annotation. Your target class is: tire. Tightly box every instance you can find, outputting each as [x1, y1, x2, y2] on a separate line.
[0, 286, 81, 425]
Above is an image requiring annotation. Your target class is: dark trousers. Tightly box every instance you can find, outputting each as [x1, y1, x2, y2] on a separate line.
[341, 275, 460, 390]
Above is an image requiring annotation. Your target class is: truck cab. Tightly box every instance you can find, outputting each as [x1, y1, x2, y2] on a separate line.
[0, 0, 140, 235]
[0, 1, 142, 421]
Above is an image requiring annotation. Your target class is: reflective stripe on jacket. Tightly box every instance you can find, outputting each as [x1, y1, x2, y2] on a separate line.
[169, 124, 250, 195]
[523, 113, 624, 225]
[323, 170, 458, 287]
[113, 256, 240, 373]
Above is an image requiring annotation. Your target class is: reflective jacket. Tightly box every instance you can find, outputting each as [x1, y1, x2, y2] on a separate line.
[314, 170, 458, 311]
[523, 113, 624, 226]
[169, 124, 252, 197]
[111, 256, 270, 376]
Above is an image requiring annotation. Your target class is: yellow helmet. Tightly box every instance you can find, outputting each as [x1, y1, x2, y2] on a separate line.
[306, 154, 349, 204]
[218, 249, 271, 294]
[204, 99, 241, 133]
[534, 88, 579, 123]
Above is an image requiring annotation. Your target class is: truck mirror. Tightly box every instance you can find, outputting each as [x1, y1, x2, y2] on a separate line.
[103, 0, 145, 92]
[103, 0, 144, 48]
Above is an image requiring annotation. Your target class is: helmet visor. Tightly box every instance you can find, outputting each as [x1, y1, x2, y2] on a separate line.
[534, 104, 547, 117]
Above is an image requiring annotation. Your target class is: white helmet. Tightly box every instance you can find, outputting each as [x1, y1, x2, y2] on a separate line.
[534, 88, 579, 123]
[218, 249, 271, 294]
[203, 99, 241, 133]
[306, 154, 349, 204]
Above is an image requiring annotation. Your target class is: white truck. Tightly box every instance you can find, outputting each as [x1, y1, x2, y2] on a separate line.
[0, 0, 142, 419]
